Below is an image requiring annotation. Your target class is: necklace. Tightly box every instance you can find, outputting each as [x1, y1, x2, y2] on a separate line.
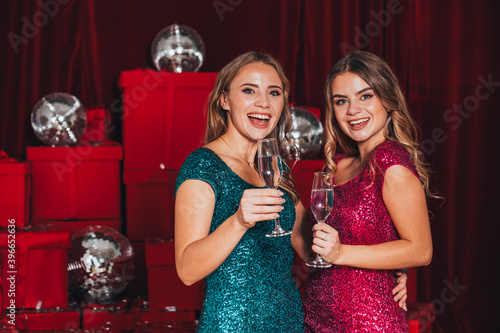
[220, 136, 254, 167]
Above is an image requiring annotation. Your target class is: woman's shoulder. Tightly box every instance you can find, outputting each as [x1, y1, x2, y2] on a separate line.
[373, 140, 417, 177]
[374, 140, 410, 159]
[181, 147, 220, 168]
[175, 147, 223, 195]
[177, 147, 223, 180]
[187, 146, 215, 158]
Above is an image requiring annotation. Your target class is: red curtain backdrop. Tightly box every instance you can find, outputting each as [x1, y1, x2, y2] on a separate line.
[1, 1, 499, 331]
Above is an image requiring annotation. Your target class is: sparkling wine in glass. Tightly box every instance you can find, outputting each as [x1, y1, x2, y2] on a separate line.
[306, 172, 334, 268]
[257, 138, 292, 237]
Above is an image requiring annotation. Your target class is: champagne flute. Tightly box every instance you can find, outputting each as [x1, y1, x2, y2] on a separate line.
[306, 172, 334, 268]
[257, 138, 292, 237]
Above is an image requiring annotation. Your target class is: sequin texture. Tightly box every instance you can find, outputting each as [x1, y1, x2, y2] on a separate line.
[305, 141, 415, 332]
[176, 148, 304, 333]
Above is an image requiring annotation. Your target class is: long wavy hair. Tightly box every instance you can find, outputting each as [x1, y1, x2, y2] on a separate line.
[323, 51, 439, 200]
[205, 51, 300, 204]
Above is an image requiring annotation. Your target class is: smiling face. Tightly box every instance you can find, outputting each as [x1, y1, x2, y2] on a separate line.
[220, 62, 284, 142]
[331, 72, 389, 152]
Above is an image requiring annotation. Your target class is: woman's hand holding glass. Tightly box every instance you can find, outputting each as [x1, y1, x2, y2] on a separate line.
[235, 188, 285, 230]
[307, 172, 335, 268]
[311, 222, 342, 265]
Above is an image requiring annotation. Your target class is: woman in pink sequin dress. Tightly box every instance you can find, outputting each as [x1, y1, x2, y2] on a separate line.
[304, 52, 434, 332]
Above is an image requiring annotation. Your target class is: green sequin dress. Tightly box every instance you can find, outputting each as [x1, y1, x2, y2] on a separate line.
[175, 148, 304, 333]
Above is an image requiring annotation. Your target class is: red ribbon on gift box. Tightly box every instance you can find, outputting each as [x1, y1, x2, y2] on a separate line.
[0, 150, 17, 163]
[86, 108, 110, 121]
[0, 316, 18, 332]
[0, 150, 29, 175]
[80, 108, 112, 145]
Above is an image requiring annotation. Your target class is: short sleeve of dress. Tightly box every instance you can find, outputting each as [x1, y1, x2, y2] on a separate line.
[333, 153, 348, 165]
[175, 148, 222, 198]
[374, 141, 419, 179]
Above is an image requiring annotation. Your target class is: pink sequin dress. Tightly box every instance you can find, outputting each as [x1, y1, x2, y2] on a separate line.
[305, 141, 416, 332]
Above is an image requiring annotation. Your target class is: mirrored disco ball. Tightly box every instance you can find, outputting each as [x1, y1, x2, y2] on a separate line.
[68, 226, 135, 304]
[151, 24, 205, 72]
[281, 106, 324, 160]
[31, 92, 86, 146]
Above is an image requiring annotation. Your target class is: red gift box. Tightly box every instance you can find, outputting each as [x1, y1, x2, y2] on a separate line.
[15, 308, 80, 331]
[124, 169, 176, 241]
[407, 268, 417, 302]
[32, 219, 122, 235]
[285, 105, 322, 209]
[133, 309, 197, 333]
[145, 239, 204, 311]
[26, 143, 122, 220]
[134, 309, 196, 324]
[0, 228, 70, 309]
[291, 104, 321, 120]
[82, 306, 135, 331]
[126, 241, 148, 299]
[119, 70, 218, 171]
[0, 151, 30, 227]
[407, 302, 435, 333]
[134, 321, 197, 333]
[290, 160, 324, 209]
[80, 108, 112, 145]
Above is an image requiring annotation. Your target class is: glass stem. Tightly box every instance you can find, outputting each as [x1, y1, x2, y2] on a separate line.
[316, 220, 325, 262]
[274, 216, 280, 230]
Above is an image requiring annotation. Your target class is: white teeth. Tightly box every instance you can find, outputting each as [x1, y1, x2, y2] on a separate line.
[248, 114, 270, 120]
[349, 118, 369, 125]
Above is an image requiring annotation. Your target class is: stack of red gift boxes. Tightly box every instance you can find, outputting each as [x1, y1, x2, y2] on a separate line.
[27, 138, 130, 332]
[0, 103, 126, 330]
[118, 69, 218, 330]
[0, 150, 80, 331]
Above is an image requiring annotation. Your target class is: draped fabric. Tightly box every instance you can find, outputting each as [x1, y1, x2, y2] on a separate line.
[1, 1, 499, 331]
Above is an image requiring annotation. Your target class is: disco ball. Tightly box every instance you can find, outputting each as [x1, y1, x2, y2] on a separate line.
[151, 24, 205, 72]
[281, 106, 324, 160]
[31, 92, 86, 146]
[68, 226, 135, 304]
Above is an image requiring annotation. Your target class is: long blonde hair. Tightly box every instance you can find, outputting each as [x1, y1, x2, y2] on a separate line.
[205, 52, 300, 203]
[323, 51, 439, 200]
